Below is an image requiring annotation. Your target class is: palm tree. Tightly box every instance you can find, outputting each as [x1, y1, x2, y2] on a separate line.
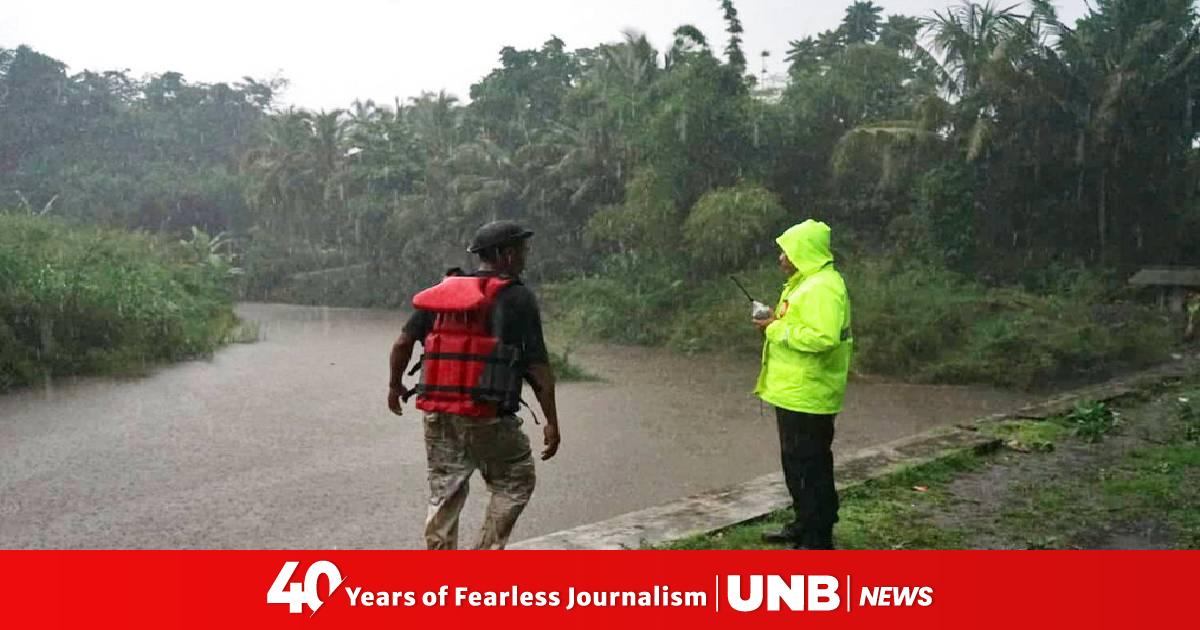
[598, 31, 658, 91]
[240, 110, 322, 240]
[1056, 0, 1200, 261]
[785, 37, 820, 77]
[879, 15, 924, 50]
[408, 91, 461, 161]
[239, 108, 351, 245]
[924, 1, 1024, 97]
[311, 109, 345, 185]
[444, 138, 520, 222]
[784, 29, 845, 78]
[829, 2, 1033, 189]
[816, 29, 846, 58]
[346, 99, 378, 137]
[842, 1, 884, 45]
[538, 120, 624, 212]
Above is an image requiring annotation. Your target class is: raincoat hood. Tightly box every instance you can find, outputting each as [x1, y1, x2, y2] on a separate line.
[776, 220, 833, 277]
[756, 219, 852, 415]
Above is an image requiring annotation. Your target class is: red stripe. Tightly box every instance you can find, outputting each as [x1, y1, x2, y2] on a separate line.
[0, 551, 1194, 629]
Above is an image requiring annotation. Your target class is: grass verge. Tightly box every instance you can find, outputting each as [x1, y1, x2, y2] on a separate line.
[660, 378, 1200, 550]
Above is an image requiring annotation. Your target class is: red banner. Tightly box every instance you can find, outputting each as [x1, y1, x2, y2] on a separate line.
[0, 551, 1195, 628]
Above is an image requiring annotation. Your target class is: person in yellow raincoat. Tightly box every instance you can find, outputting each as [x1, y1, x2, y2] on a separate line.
[754, 220, 853, 550]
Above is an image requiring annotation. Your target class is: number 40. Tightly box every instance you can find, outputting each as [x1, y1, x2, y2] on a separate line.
[267, 561, 344, 614]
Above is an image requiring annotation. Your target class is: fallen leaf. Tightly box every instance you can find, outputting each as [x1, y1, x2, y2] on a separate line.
[1005, 439, 1032, 453]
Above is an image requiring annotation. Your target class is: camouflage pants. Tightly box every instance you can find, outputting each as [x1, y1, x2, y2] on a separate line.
[422, 412, 536, 550]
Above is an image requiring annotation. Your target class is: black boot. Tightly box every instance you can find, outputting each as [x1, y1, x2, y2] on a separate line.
[793, 525, 834, 550]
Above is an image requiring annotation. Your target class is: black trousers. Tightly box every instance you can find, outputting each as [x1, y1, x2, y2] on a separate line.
[775, 407, 839, 538]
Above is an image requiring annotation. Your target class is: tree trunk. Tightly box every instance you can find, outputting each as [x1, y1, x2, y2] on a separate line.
[1074, 130, 1087, 259]
[1098, 167, 1107, 260]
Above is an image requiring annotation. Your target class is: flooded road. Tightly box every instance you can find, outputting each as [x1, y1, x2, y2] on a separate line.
[0, 303, 1031, 548]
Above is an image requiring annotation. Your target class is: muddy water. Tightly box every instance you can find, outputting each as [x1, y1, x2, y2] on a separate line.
[0, 303, 1031, 548]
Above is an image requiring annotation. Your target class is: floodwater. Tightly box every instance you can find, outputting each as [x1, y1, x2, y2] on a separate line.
[0, 303, 1031, 549]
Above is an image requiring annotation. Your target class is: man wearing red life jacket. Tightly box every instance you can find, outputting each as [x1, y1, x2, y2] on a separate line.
[387, 220, 560, 550]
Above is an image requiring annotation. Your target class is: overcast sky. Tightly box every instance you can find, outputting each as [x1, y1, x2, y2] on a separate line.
[3, 0, 1091, 110]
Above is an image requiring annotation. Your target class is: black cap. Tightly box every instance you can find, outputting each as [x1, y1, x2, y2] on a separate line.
[467, 220, 534, 254]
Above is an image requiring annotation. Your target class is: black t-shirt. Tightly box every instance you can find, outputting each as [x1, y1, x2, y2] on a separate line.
[402, 272, 549, 369]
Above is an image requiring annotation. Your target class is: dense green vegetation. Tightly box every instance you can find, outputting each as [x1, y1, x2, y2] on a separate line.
[0, 215, 239, 391]
[547, 255, 1175, 387]
[3, 0, 1197, 388]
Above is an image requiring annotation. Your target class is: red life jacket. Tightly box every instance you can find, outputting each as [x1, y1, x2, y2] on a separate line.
[411, 274, 523, 418]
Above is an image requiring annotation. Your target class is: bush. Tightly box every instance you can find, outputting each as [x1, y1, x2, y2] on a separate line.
[848, 259, 1174, 388]
[912, 163, 975, 271]
[238, 230, 358, 300]
[585, 168, 680, 254]
[1062, 401, 1120, 443]
[542, 254, 684, 346]
[544, 252, 783, 354]
[546, 252, 1176, 389]
[0, 214, 237, 391]
[683, 183, 786, 271]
